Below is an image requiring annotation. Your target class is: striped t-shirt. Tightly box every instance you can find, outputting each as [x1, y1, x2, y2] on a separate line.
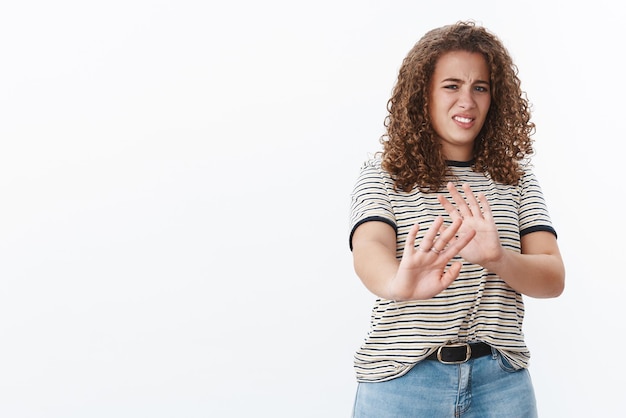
[349, 158, 556, 382]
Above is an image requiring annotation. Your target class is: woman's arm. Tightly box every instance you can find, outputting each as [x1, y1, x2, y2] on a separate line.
[438, 182, 565, 298]
[352, 221, 400, 299]
[483, 231, 564, 298]
[352, 216, 475, 301]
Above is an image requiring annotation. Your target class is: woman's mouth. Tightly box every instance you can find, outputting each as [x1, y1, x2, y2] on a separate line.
[453, 116, 473, 123]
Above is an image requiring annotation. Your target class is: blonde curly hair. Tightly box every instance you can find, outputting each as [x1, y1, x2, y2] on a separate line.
[381, 21, 535, 192]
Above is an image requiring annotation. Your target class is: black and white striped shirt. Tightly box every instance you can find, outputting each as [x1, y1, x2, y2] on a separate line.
[349, 158, 556, 382]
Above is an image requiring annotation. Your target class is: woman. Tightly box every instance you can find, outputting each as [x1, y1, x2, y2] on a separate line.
[349, 21, 565, 417]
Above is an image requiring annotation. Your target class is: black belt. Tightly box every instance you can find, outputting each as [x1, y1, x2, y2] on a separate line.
[426, 342, 492, 364]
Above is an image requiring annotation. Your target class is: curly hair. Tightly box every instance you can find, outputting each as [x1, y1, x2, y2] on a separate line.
[381, 21, 535, 192]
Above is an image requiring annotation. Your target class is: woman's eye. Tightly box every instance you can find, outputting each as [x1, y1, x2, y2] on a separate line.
[444, 84, 458, 90]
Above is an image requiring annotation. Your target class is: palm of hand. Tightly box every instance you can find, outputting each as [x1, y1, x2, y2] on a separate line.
[438, 182, 503, 266]
[453, 216, 501, 265]
[388, 216, 475, 301]
[393, 256, 457, 300]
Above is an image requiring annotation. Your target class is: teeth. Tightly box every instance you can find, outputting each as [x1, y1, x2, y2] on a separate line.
[454, 116, 472, 123]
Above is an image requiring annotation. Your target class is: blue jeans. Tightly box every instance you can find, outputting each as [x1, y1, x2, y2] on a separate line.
[352, 349, 538, 418]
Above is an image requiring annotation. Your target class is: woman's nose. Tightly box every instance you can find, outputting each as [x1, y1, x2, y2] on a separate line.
[457, 88, 476, 109]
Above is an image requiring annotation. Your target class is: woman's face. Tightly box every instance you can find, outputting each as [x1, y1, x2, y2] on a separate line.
[428, 50, 491, 161]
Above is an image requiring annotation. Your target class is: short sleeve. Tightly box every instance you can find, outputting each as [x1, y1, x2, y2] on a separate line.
[349, 160, 397, 250]
[519, 169, 557, 238]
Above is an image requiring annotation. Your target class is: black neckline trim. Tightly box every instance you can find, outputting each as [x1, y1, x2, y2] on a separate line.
[446, 160, 474, 167]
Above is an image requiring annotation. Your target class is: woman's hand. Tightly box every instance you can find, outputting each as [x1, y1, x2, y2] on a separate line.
[435, 182, 565, 298]
[389, 216, 475, 301]
[437, 182, 505, 266]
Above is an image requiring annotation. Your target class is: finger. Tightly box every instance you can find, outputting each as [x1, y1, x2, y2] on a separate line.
[445, 227, 476, 254]
[462, 184, 483, 218]
[432, 217, 463, 253]
[446, 182, 472, 218]
[437, 193, 462, 221]
[439, 261, 463, 288]
[403, 221, 421, 254]
[476, 192, 493, 221]
[418, 216, 444, 252]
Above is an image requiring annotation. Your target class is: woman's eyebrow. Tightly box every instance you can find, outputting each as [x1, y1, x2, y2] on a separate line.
[439, 77, 490, 85]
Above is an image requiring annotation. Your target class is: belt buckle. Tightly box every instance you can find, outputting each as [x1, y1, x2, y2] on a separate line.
[437, 342, 472, 364]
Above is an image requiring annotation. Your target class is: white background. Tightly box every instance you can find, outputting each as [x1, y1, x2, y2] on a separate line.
[0, 1, 623, 417]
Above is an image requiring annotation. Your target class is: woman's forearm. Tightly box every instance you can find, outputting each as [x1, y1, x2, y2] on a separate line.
[482, 232, 565, 298]
[353, 235, 399, 300]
